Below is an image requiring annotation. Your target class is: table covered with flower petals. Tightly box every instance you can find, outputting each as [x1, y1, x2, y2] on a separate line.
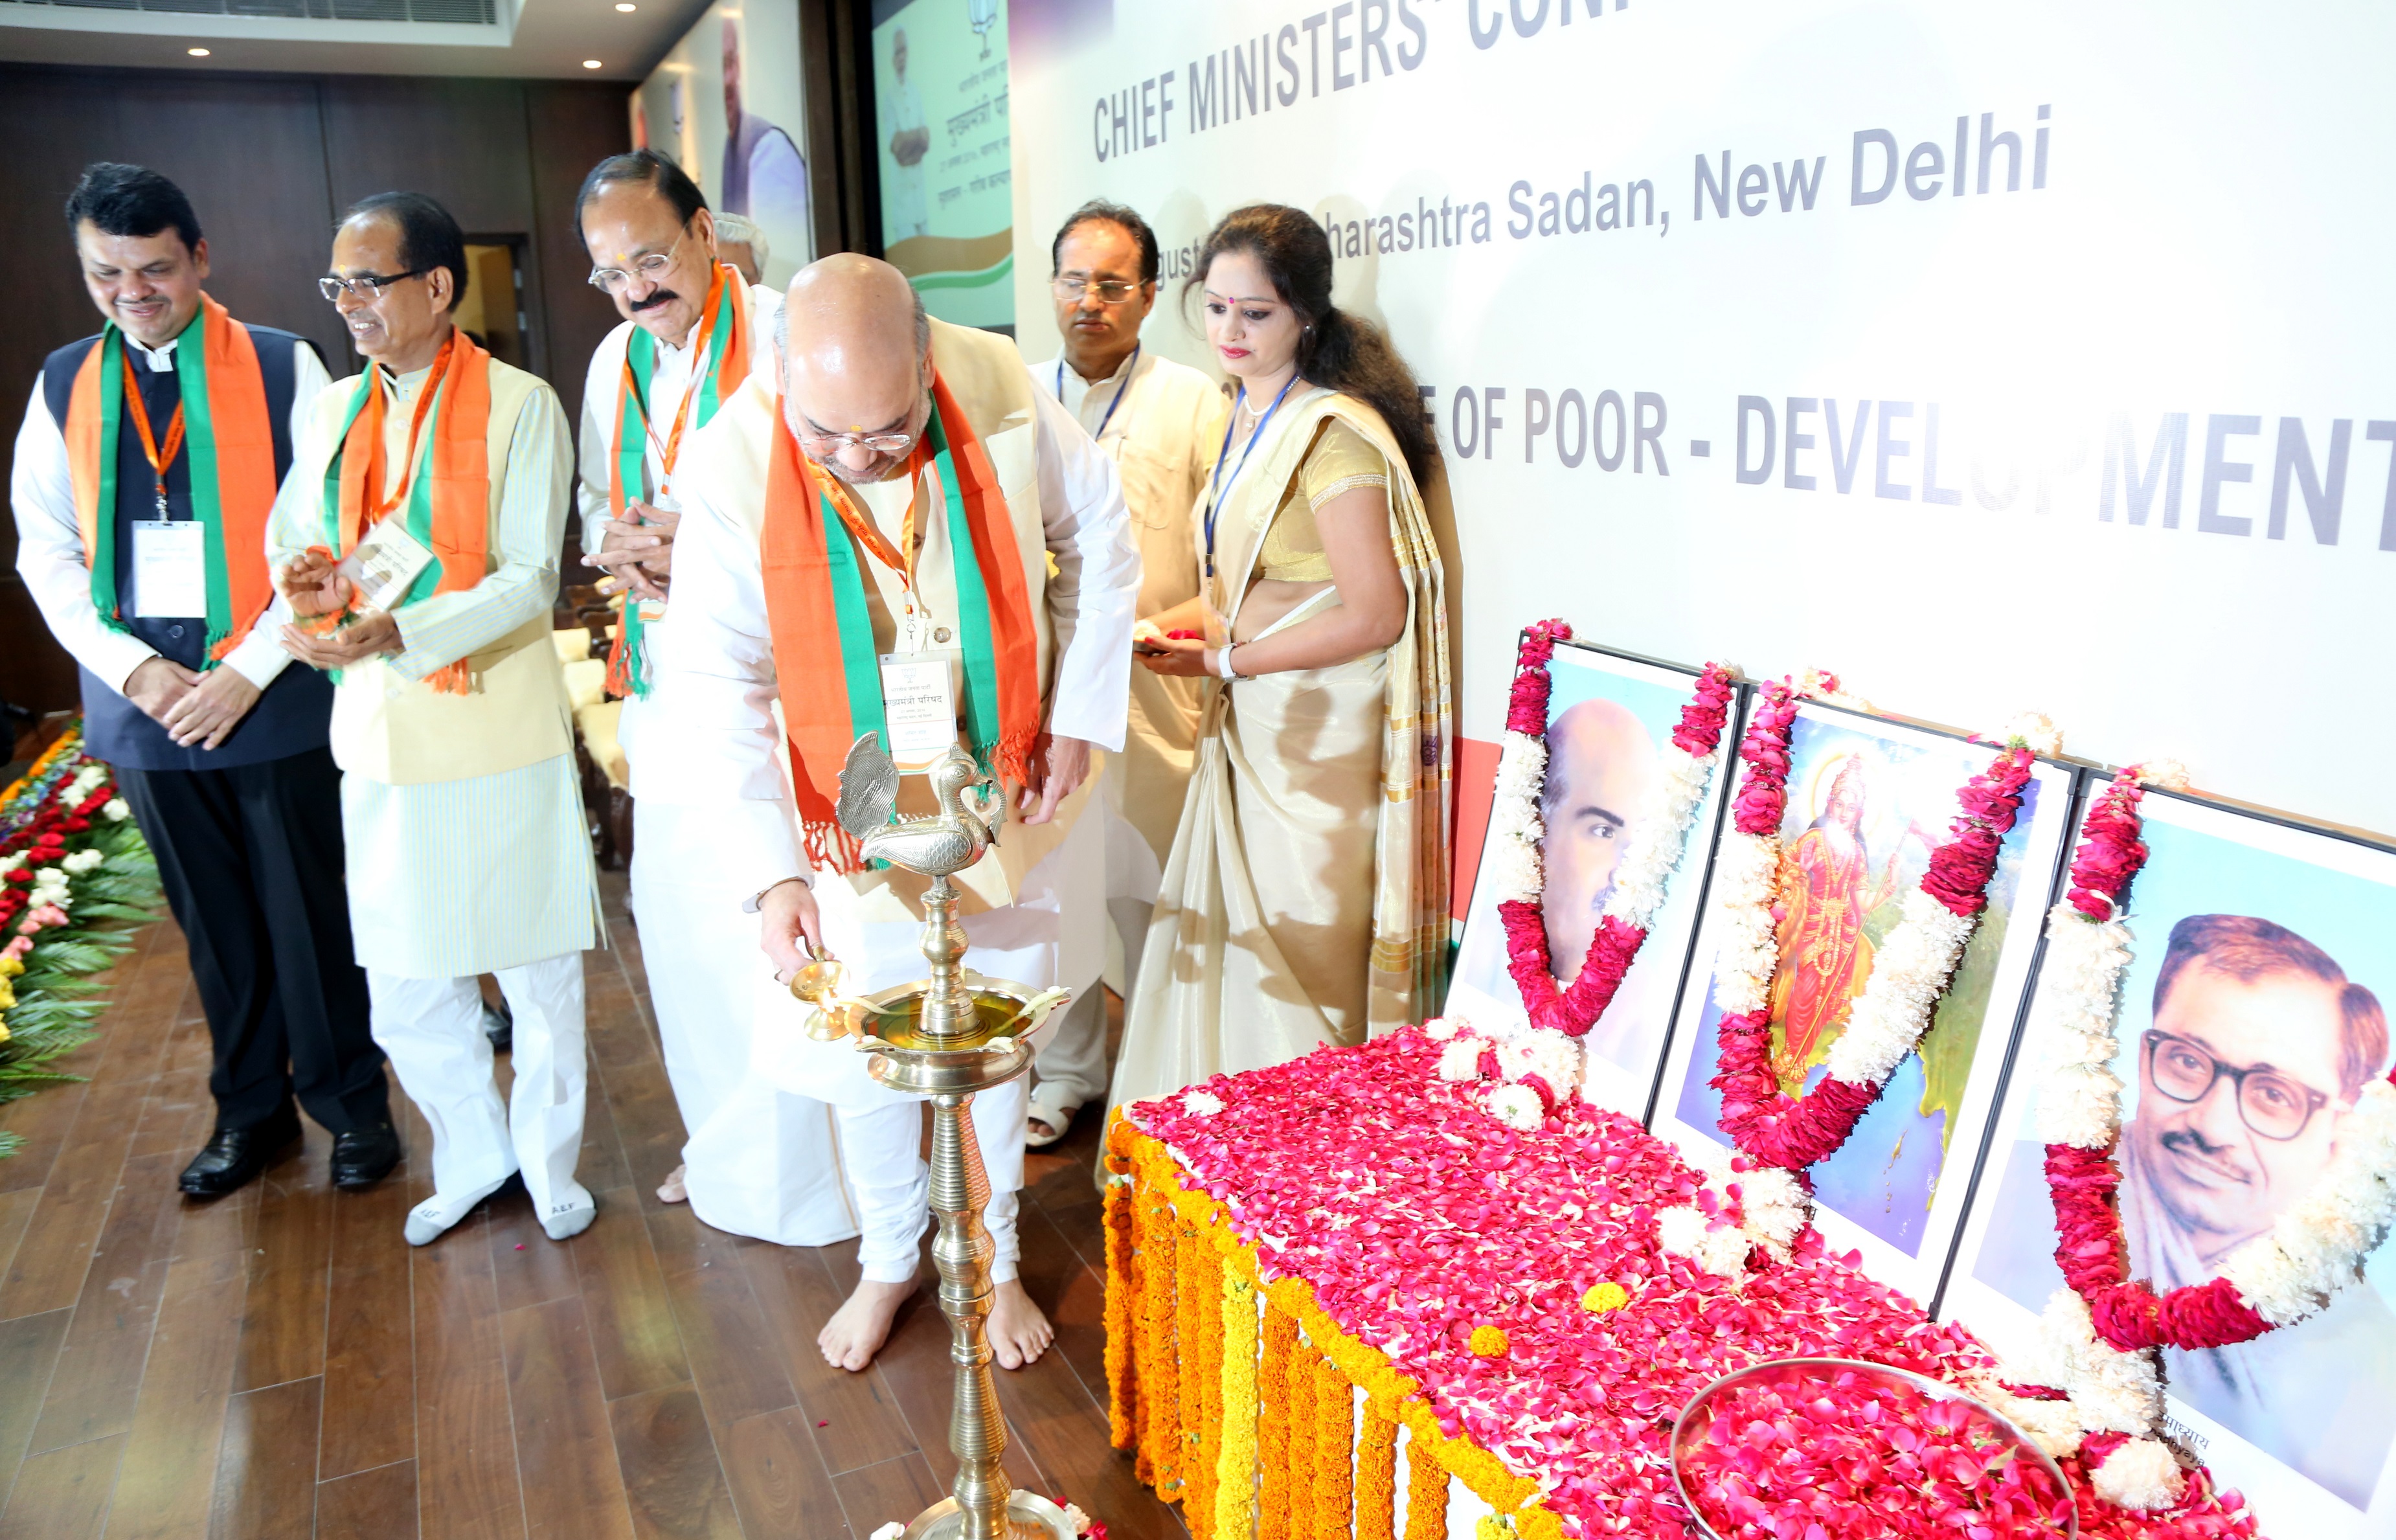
[1103, 1026, 2268, 1540]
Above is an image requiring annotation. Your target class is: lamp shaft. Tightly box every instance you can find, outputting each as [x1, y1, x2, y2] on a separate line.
[929, 1091, 1011, 1537]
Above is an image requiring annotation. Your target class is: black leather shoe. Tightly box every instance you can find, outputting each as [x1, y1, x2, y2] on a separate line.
[178, 1107, 302, 1198]
[332, 1120, 401, 1191]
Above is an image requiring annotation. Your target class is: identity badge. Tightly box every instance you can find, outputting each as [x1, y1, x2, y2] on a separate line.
[878, 650, 960, 774]
[339, 519, 436, 613]
[130, 520, 208, 619]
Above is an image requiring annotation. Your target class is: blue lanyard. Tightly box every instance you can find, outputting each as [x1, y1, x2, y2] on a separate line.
[1202, 375, 1300, 578]
[1056, 344, 1138, 443]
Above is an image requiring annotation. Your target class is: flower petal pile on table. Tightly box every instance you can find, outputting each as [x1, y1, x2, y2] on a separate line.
[1122, 1025, 2263, 1540]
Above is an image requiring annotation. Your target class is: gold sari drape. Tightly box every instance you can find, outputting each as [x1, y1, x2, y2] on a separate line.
[1109, 389, 1451, 1116]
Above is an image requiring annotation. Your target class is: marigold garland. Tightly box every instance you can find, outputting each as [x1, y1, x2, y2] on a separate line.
[1214, 1270, 1261, 1540]
[1316, 1352, 1355, 1537]
[1102, 1168, 1138, 1452]
[1284, 1329, 1317, 1535]
[1141, 1188, 1183, 1491]
[1105, 1114, 1565, 1540]
[1403, 1434, 1450, 1540]
[1177, 1225, 1206, 1515]
[1258, 1302, 1298, 1540]
[1192, 1236, 1224, 1537]
[1358, 1405, 1400, 1540]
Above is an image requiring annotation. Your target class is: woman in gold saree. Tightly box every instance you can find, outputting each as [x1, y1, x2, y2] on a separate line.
[1108, 204, 1451, 1118]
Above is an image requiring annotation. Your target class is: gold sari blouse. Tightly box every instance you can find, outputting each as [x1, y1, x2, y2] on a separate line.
[1253, 418, 1392, 583]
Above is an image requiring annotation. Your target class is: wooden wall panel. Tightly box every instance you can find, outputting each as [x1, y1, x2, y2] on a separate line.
[0, 63, 629, 714]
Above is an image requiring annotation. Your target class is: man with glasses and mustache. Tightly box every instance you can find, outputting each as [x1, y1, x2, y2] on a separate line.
[662, 254, 1138, 1374]
[570, 150, 852, 1249]
[1017, 200, 1224, 1149]
[11, 163, 394, 1200]
[266, 192, 597, 1249]
[2121, 914, 2396, 1507]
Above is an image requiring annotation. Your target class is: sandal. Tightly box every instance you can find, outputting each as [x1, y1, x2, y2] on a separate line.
[1024, 1089, 1078, 1149]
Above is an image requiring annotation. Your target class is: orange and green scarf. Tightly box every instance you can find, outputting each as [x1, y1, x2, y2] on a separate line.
[762, 372, 1040, 872]
[605, 262, 753, 698]
[62, 293, 278, 662]
[313, 328, 493, 694]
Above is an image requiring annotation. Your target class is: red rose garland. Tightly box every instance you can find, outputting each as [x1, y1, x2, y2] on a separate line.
[1491, 621, 1736, 1037]
[1710, 686, 2036, 1171]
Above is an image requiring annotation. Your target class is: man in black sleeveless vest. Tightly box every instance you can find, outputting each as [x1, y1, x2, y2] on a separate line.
[9, 164, 396, 1197]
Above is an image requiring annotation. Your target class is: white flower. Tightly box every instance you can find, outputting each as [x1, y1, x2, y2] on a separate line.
[1420, 1015, 1462, 1041]
[2132, 759, 2193, 792]
[1486, 1083, 1543, 1131]
[2090, 1436, 2186, 1510]
[1181, 1091, 1225, 1117]
[2000, 712, 2066, 758]
[0, 854, 22, 877]
[1437, 1037, 1487, 1083]
[1655, 1205, 1711, 1258]
[1710, 833, 1781, 1014]
[870, 1524, 905, 1540]
[1599, 743, 1719, 933]
[62, 849, 104, 874]
[1494, 1029, 1578, 1096]
[103, 798, 130, 822]
[1064, 1504, 1094, 1536]
[1823, 890, 1976, 1087]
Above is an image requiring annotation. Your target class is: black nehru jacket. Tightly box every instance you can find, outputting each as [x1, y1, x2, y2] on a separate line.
[38, 328, 334, 771]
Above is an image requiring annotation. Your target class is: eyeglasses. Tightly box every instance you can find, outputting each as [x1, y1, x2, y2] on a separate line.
[2143, 1030, 2336, 1141]
[589, 230, 688, 294]
[319, 269, 432, 302]
[1052, 276, 1144, 305]
[800, 426, 920, 457]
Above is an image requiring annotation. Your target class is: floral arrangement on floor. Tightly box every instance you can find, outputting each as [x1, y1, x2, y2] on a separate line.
[0, 723, 162, 1155]
[1658, 684, 2049, 1276]
[1487, 620, 1737, 1044]
[1110, 1028, 2262, 1540]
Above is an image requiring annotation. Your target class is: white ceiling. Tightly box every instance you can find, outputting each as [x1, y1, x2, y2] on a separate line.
[0, 0, 710, 79]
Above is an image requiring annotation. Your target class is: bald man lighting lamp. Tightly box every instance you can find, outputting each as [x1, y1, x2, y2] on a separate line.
[793, 732, 1075, 1540]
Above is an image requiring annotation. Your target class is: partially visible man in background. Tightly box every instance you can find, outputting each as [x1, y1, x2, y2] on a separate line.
[10, 162, 394, 1199]
[713, 210, 769, 288]
[720, 16, 810, 267]
[1019, 200, 1223, 1148]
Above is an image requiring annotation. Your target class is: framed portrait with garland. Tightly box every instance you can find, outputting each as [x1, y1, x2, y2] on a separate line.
[1444, 626, 1739, 1119]
[1945, 776, 2396, 1537]
[1646, 686, 2077, 1309]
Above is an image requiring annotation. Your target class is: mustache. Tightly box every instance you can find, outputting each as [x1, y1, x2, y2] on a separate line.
[629, 288, 682, 313]
[2158, 1126, 2246, 1169]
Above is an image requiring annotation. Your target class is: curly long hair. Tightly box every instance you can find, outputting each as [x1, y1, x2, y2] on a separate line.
[1183, 203, 1436, 489]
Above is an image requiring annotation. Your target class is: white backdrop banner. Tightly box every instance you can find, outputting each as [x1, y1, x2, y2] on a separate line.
[1007, 1, 2396, 842]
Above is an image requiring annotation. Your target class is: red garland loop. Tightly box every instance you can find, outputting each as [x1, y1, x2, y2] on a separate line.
[1712, 727, 2036, 1171]
[1497, 623, 1737, 1037]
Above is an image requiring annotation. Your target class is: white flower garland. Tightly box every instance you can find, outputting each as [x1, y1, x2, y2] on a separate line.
[1487, 730, 1552, 905]
[1425, 1015, 1587, 1128]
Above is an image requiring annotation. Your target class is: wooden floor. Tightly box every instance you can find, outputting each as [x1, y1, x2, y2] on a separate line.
[0, 873, 1182, 1540]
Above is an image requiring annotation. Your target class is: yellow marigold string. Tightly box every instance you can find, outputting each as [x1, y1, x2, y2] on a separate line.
[1144, 1192, 1184, 1491]
[1403, 1431, 1449, 1540]
[1127, 1161, 1157, 1485]
[1113, 1124, 1568, 1540]
[1102, 1141, 1138, 1451]
[1468, 1325, 1508, 1358]
[1315, 1351, 1355, 1540]
[1214, 1271, 1261, 1540]
[1177, 1224, 1206, 1516]
[1357, 1403, 1399, 1540]
[1258, 1302, 1298, 1540]
[1195, 1240, 1225, 1537]
[1284, 1329, 1317, 1539]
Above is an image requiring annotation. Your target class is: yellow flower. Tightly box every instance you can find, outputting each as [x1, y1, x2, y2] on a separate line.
[0, 1014, 12, 1044]
[1475, 1516, 1518, 1540]
[0, 979, 16, 1010]
[1582, 1282, 1630, 1313]
[1469, 1325, 1508, 1357]
[0, 956, 20, 979]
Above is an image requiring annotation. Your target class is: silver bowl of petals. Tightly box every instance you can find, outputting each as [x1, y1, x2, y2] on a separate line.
[1669, 1357, 2079, 1540]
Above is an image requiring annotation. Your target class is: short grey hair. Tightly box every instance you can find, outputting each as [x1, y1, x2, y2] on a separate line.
[771, 277, 931, 360]
[714, 210, 767, 270]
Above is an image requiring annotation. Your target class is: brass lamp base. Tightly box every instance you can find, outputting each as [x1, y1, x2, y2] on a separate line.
[898, 1491, 1076, 1540]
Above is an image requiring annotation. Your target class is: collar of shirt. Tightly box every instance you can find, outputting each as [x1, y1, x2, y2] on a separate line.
[1057, 346, 1140, 437]
[126, 334, 180, 374]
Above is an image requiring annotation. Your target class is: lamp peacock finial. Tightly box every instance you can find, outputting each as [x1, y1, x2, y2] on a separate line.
[835, 734, 999, 879]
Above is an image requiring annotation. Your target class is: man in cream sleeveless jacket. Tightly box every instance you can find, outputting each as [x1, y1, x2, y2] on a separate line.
[269, 194, 598, 1248]
[666, 256, 1138, 1372]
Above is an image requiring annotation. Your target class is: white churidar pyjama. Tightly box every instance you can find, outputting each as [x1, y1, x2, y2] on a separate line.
[368, 953, 591, 1218]
[630, 798, 858, 1246]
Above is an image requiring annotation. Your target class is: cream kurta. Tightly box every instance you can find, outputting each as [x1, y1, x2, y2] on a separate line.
[659, 318, 1140, 1105]
[1028, 348, 1225, 867]
[266, 347, 594, 979]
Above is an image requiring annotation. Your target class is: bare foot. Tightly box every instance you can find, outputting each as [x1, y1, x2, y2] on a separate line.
[1027, 1118, 1059, 1140]
[820, 1277, 914, 1371]
[656, 1163, 688, 1204]
[989, 1278, 1054, 1370]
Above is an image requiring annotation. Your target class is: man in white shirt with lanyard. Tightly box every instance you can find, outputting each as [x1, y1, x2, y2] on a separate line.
[1021, 201, 1225, 1149]
[572, 150, 855, 1249]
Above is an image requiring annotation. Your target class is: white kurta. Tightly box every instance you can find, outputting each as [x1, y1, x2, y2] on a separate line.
[661, 364, 1135, 1274]
[576, 290, 858, 1247]
[265, 356, 594, 978]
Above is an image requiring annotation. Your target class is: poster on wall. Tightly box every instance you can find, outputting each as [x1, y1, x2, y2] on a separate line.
[629, 0, 814, 289]
[1647, 697, 2074, 1306]
[1444, 638, 1734, 1119]
[1004, 2, 2396, 841]
[873, 0, 1013, 328]
[1945, 784, 2396, 1536]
